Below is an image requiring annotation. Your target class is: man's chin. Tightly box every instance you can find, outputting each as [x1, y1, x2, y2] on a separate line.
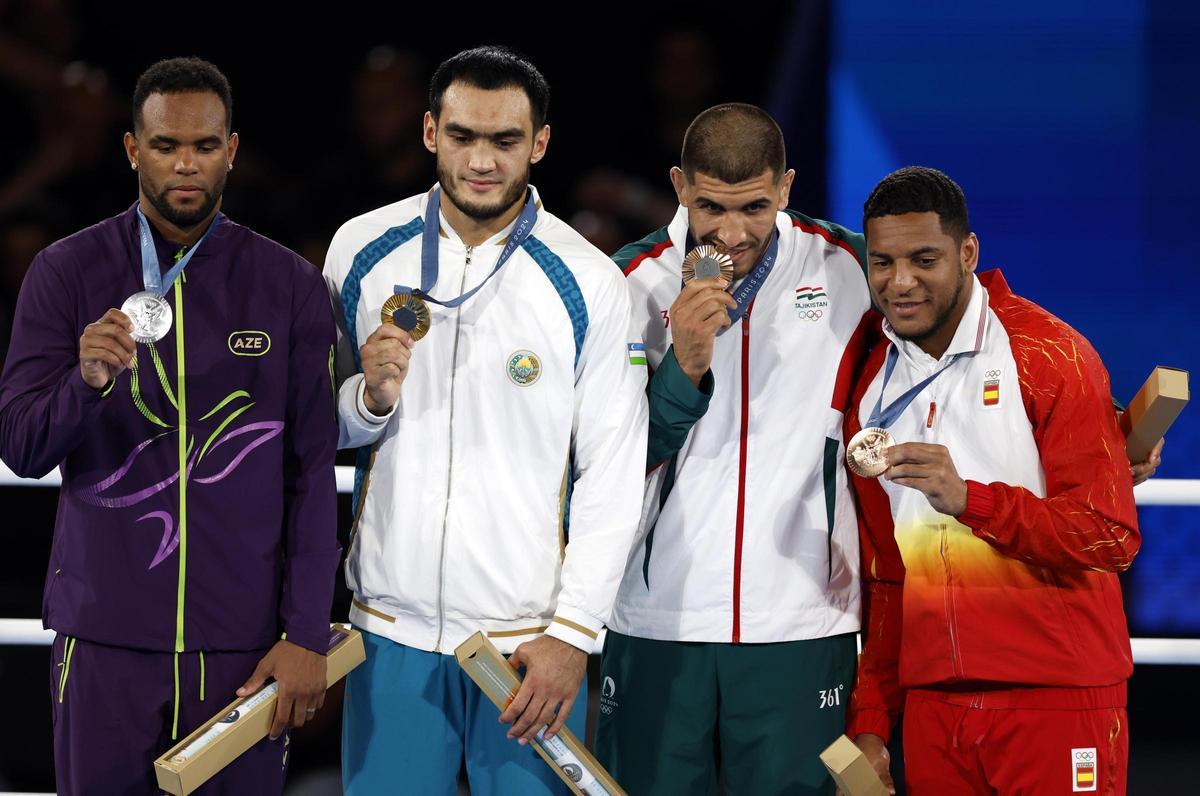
[453, 198, 511, 222]
[889, 319, 935, 342]
[158, 199, 217, 229]
[148, 193, 217, 230]
[442, 171, 527, 217]
[168, 209, 211, 228]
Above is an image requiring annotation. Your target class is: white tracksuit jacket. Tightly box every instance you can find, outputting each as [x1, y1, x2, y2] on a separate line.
[324, 186, 648, 655]
[609, 205, 870, 643]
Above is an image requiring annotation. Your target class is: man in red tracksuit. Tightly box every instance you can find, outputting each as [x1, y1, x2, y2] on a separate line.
[845, 166, 1139, 795]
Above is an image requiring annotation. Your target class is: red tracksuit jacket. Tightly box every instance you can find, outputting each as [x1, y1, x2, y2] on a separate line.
[845, 269, 1139, 741]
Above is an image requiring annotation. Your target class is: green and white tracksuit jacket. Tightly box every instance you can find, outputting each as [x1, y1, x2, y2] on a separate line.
[610, 205, 870, 644]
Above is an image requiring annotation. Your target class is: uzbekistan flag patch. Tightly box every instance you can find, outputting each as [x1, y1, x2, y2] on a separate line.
[627, 343, 647, 365]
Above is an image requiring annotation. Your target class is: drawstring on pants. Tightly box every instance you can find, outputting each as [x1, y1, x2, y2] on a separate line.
[171, 651, 208, 740]
[57, 636, 77, 704]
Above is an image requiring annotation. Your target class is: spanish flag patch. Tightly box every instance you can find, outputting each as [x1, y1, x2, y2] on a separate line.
[983, 378, 1000, 406]
[1072, 747, 1097, 791]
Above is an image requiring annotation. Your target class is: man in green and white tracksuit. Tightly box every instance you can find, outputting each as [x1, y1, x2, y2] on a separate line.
[596, 104, 872, 795]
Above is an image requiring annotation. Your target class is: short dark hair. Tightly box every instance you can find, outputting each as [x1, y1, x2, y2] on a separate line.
[429, 46, 550, 130]
[863, 166, 970, 241]
[681, 103, 786, 184]
[132, 57, 233, 134]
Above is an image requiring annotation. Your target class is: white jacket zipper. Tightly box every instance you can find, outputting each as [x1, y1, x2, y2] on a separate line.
[434, 245, 472, 652]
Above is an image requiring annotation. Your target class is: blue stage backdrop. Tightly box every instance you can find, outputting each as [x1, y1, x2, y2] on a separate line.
[828, 0, 1200, 635]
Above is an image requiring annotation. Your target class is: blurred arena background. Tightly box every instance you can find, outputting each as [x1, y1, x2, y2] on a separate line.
[1, 1, 1196, 792]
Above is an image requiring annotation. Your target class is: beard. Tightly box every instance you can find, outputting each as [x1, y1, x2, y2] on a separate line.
[141, 170, 225, 229]
[893, 264, 969, 344]
[436, 160, 529, 222]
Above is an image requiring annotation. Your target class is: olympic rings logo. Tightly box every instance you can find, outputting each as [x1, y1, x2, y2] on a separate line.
[985, 369, 1001, 379]
[798, 309, 824, 321]
[1077, 751, 1095, 761]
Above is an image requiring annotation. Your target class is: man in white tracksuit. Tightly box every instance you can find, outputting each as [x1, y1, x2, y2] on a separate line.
[596, 103, 872, 795]
[324, 46, 647, 795]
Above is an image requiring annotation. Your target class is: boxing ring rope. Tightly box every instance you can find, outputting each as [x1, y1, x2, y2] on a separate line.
[3, 467, 1198, 506]
[3, 465, 1200, 664]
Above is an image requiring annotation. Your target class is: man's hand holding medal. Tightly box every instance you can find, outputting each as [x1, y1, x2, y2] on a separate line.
[359, 291, 431, 417]
[671, 246, 736, 388]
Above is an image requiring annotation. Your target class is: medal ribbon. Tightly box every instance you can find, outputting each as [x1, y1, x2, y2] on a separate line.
[719, 230, 780, 331]
[866, 345, 970, 429]
[136, 206, 222, 296]
[396, 186, 538, 306]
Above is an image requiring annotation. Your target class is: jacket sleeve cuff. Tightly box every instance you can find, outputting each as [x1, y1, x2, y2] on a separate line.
[337, 373, 394, 446]
[280, 549, 340, 655]
[282, 627, 331, 655]
[355, 377, 393, 425]
[543, 605, 603, 654]
[957, 479, 996, 530]
[70, 369, 113, 403]
[846, 709, 894, 744]
[654, 346, 713, 408]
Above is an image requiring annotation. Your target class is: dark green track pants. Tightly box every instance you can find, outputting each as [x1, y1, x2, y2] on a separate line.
[595, 631, 856, 796]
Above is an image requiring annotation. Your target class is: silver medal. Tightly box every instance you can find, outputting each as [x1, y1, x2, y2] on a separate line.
[120, 291, 173, 344]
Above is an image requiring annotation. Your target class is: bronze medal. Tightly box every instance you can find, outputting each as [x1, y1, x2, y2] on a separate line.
[681, 245, 735, 284]
[846, 426, 895, 478]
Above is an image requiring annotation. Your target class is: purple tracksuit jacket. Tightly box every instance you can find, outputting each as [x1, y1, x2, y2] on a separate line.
[0, 203, 340, 655]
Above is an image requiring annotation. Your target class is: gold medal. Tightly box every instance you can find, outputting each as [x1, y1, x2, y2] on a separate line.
[381, 292, 431, 341]
[682, 245, 735, 284]
[846, 426, 895, 478]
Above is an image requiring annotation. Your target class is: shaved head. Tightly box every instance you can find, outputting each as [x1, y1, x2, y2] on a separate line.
[681, 103, 786, 184]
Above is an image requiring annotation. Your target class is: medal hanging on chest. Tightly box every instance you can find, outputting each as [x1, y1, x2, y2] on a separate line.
[846, 345, 970, 478]
[382, 186, 538, 338]
[122, 206, 221, 343]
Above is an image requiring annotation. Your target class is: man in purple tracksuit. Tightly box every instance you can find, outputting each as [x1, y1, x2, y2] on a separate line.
[0, 58, 340, 794]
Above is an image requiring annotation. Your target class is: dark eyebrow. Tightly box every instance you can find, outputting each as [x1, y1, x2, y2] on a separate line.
[444, 122, 526, 141]
[147, 135, 224, 147]
[866, 246, 944, 260]
[693, 195, 771, 212]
